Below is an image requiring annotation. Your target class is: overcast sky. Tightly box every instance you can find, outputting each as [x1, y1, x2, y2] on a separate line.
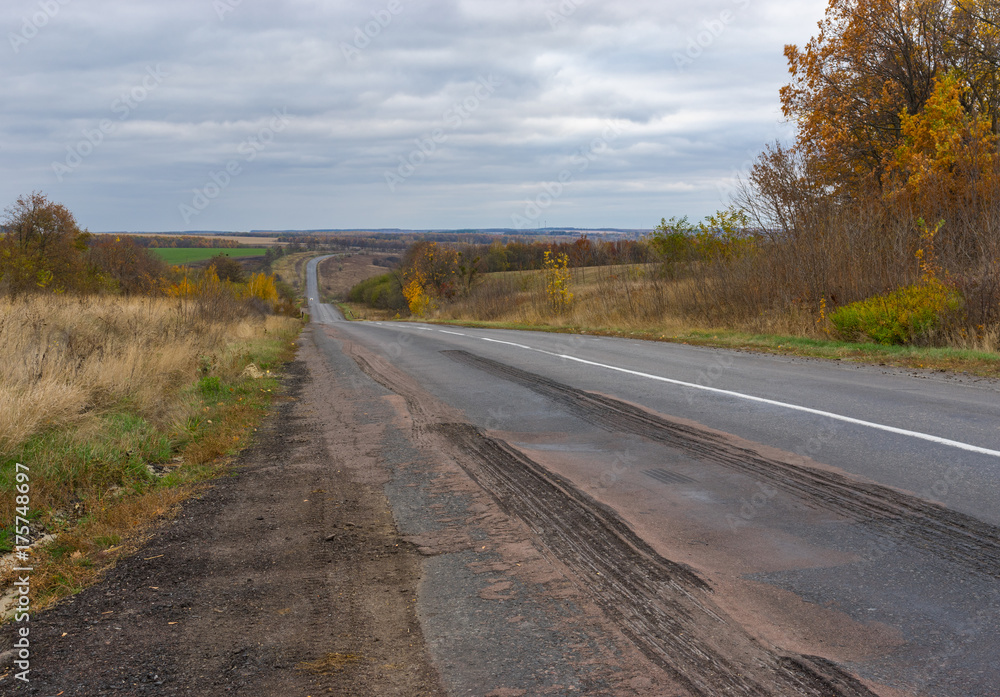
[1, 0, 826, 232]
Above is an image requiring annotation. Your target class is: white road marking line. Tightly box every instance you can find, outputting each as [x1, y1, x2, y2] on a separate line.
[475, 337, 1000, 458]
[439, 330, 466, 336]
[365, 323, 999, 457]
[481, 337, 534, 350]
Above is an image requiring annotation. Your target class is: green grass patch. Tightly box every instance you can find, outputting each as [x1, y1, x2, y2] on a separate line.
[150, 248, 269, 265]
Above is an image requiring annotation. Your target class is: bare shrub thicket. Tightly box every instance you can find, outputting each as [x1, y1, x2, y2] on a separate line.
[663, 139, 1000, 347]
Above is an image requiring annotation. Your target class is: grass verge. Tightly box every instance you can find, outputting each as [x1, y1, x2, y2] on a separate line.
[0, 301, 302, 617]
[344, 262, 999, 378]
[374, 315, 1000, 378]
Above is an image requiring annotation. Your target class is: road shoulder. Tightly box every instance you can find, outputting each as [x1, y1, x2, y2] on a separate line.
[12, 335, 443, 696]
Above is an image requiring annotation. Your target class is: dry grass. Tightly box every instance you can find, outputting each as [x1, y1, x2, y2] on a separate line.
[439, 265, 693, 331]
[272, 252, 321, 296]
[296, 653, 363, 675]
[391, 265, 998, 376]
[0, 293, 301, 614]
[435, 263, 999, 352]
[0, 295, 291, 456]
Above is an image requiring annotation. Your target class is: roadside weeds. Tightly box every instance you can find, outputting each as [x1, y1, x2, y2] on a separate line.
[0, 308, 302, 618]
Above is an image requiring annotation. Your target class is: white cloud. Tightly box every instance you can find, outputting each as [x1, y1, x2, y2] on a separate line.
[0, 0, 828, 231]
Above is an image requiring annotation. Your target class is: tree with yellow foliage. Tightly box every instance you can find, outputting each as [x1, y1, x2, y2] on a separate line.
[890, 71, 997, 188]
[781, 0, 1000, 191]
[543, 251, 573, 313]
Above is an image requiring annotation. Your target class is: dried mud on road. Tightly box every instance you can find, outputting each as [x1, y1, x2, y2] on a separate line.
[443, 350, 1000, 580]
[348, 343, 888, 697]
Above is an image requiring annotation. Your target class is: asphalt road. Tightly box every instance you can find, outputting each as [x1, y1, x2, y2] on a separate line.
[305, 256, 1000, 696]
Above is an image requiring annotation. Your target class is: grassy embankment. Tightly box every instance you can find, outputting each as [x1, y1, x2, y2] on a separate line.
[345, 264, 1000, 378]
[271, 251, 327, 298]
[0, 295, 301, 615]
[316, 254, 389, 303]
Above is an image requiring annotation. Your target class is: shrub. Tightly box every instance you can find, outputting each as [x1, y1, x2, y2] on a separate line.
[348, 273, 407, 312]
[830, 281, 961, 344]
[197, 376, 222, 397]
[543, 251, 573, 312]
[208, 254, 246, 283]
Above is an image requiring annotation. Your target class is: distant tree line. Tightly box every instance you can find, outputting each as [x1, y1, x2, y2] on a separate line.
[0, 193, 298, 316]
[123, 235, 241, 249]
[448, 237, 654, 274]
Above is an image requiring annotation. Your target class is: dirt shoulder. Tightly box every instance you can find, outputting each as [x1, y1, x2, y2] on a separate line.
[3, 344, 442, 696]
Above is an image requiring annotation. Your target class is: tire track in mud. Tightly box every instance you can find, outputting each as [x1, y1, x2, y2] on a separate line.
[439, 422, 878, 697]
[443, 349, 1000, 580]
[346, 342, 878, 696]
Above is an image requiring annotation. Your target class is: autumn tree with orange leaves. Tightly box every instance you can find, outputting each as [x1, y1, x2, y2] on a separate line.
[0, 192, 93, 295]
[780, 0, 999, 187]
[742, 0, 1000, 250]
[707, 0, 1000, 340]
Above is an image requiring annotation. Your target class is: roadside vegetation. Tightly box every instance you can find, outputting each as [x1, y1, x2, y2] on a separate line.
[316, 253, 399, 305]
[0, 193, 302, 613]
[348, 1, 1000, 374]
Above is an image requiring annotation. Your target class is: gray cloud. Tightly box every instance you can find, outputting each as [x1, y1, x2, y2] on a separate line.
[1, 0, 826, 231]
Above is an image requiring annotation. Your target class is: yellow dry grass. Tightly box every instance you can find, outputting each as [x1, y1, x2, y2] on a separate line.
[272, 251, 320, 295]
[410, 266, 998, 374]
[0, 293, 301, 615]
[438, 265, 696, 333]
[0, 294, 295, 457]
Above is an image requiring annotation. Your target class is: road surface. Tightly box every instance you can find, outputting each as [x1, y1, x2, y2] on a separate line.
[306, 255, 1000, 696]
